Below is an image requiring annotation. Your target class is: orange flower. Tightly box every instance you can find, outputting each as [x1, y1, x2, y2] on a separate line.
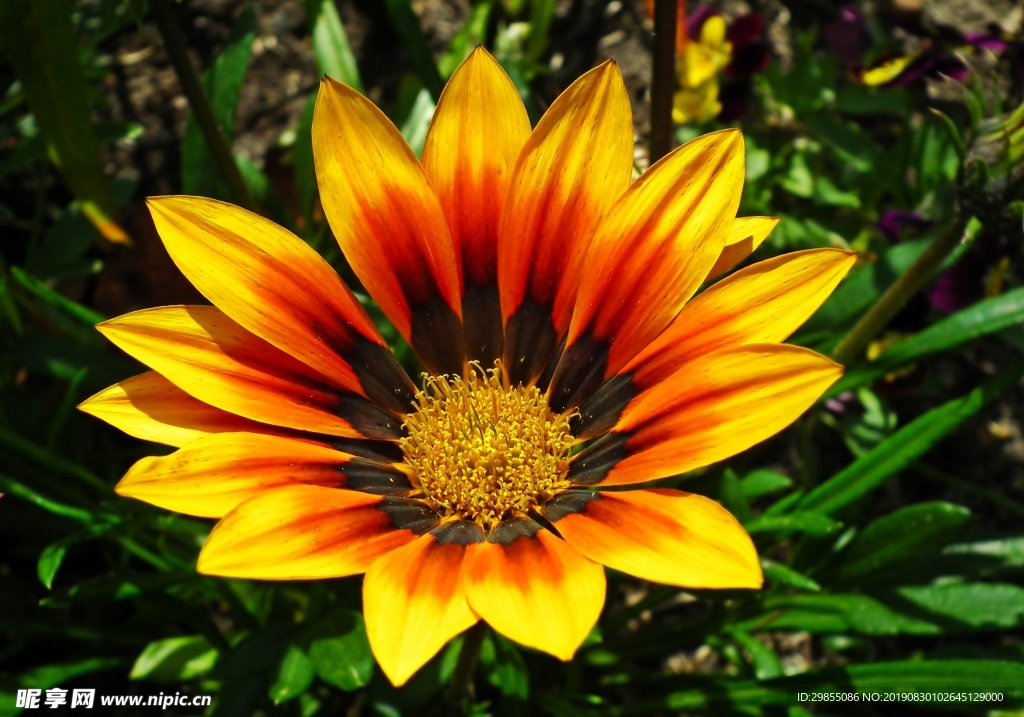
[80, 48, 854, 686]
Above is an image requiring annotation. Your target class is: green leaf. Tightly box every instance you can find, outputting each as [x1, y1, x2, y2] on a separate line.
[832, 286, 1024, 395]
[269, 643, 315, 704]
[0, 0, 128, 244]
[181, 5, 255, 198]
[740, 470, 793, 499]
[36, 542, 67, 591]
[831, 502, 971, 587]
[130, 635, 219, 682]
[306, 609, 374, 692]
[799, 365, 1024, 516]
[382, 0, 445, 98]
[806, 113, 882, 174]
[748, 584, 1024, 635]
[727, 630, 783, 680]
[648, 660, 1024, 712]
[480, 632, 529, 700]
[761, 560, 821, 592]
[399, 87, 436, 158]
[745, 512, 842, 538]
[720, 470, 753, 524]
[306, 0, 362, 89]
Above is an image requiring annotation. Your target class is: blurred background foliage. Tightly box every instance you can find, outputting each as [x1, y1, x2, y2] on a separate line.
[1, 0, 1024, 715]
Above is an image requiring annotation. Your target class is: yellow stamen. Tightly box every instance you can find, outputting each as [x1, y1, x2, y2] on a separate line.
[400, 361, 574, 531]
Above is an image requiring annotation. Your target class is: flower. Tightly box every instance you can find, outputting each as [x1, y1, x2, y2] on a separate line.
[79, 48, 853, 686]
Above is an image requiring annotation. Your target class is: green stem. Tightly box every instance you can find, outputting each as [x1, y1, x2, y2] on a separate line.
[149, 0, 256, 210]
[446, 623, 486, 711]
[649, 0, 678, 164]
[830, 217, 967, 367]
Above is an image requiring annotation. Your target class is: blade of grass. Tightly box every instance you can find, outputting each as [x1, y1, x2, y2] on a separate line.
[799, 363, 1024, 516]
[382, 0, 445, 99]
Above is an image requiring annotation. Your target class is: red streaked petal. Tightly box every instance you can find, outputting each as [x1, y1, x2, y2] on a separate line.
[78, 371, 266, 447]
[117, 432, 410, 518]
[543, 489, 762, 589]
[465, 526, 605, 661]
[423, 47, 531, 365]
[570, 344, 842, 486]
[313, 77, 465, 374]
[627, 248, 858, 388]
[363, 534, 478, 687]
[499, 61, 633, 385]
[146, 196, 412, 412]
[197, 486, 418, 579]
[549, 130, 744, 412]
[98, 306, 403, 440]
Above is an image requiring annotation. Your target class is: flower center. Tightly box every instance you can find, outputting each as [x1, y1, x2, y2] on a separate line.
[400, 362, 574, 531]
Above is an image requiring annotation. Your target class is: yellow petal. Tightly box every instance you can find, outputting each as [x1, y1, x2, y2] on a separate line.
[116, 432, 405, 518]
[570, 344, 842, 486]
[146, 197, 411, 411]
[545, 489, 762, 589]
[98, 306, 402, 440]
[78, 371, 265, 447]
[363, 534, 478, 687]
[464, 527, 605, 661]
[550, 130, 744, 412]
[313, 77, 464, 374]
[197, 486, 416, 579]
[706, 216, 780, 280]
[423, 47, 531, 364]
[499, 61, 633, 385]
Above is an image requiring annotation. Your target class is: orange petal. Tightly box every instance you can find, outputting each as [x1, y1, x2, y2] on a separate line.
[499, 62, 633, 385]
[549, 130, 744, 413]
[197, 486, 422, 579]
[98, 306, 402, 440]
[313, 77, 464, 374]
[423, 47, 531, 365]
[626, 249, 857, 389]
[570, 344, 842, 486]
[78, 371, 265, 447]
[543, 489, 762, 589]
[363, 533, 478, 687]
[464, 524, 605, 660]
[706, 216, 780, 280]
[147, 196, 412, 413]
[116, 432, 411, 518]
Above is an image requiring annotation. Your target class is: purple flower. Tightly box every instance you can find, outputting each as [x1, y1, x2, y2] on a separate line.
[825, 5, 871, 67]
[878, 210, 931, 241]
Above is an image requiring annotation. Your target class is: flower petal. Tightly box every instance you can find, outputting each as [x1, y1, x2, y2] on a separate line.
[577, 249, 856, 438]
[98, 306, 402, 440]
[542, 489, 762, 589]
[197, 486, 422, 579]
[570, 344, 842, 486]
[78, 371, 265, 447]
[117, 432, 411, 518]
[423, 47, 531, 365]
[706, 216, 780, 280]
[549, 130, 744, 412]
[464, 523, 605, 661]
[147, 196, 413, 413]
[499, 61, 633, 385]
[363, 533, 478, 687]
[313, 77, 464, 374]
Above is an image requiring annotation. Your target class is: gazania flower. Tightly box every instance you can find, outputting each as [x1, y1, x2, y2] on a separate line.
[80, 48, 854, 686]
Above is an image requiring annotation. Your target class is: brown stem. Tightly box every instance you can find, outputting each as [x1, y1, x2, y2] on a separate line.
[149, 0, 256, 210]
[649, 0, 678, 165]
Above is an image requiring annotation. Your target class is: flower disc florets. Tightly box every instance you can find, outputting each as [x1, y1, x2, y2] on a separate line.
[400, 362, 574, 531]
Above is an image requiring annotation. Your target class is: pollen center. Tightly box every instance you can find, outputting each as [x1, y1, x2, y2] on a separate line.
[400, 362, 574, 531]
